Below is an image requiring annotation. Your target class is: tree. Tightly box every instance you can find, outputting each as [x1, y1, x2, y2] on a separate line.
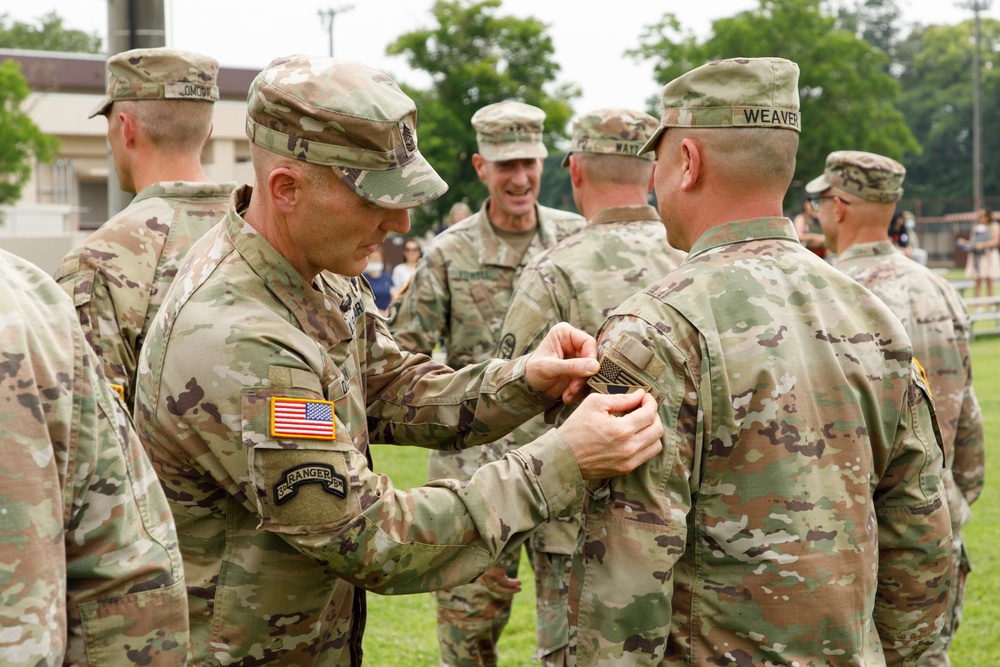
[386, 0, 579, 235]
[894, 19, 1000, 215]
[0, 59, 59, 210]
[628, 0, 919, 209]
[834, 0, 903, 63]
[0, 11, 102, 53]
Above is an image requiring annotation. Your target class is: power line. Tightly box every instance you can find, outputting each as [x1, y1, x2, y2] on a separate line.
[318, 5, 355, 57]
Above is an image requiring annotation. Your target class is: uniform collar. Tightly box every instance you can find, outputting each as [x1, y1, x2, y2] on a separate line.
[688, 217, 797, 259]
[835, 240, 897, 264]
[224, 186, 355, 347]
[471, 198, 559, 268]
[590, 204, 659, 226]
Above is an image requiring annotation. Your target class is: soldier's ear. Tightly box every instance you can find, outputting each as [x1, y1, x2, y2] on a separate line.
[679, 138, 700, 191]
[569, 156, 583, 188]
[472, 153, 488, 182]
[267, 167, 302, 214]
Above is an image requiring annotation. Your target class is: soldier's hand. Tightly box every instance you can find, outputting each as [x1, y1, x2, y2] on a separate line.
[524, 322, 599, 403]
[475, 565, 522, 595]
[558, 390, 663, 480]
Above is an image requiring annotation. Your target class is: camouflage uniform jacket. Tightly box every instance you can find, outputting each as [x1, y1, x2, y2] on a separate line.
[389, 198, 585, 368]
[134, 186, 587, 667]
[0, 249, 188, 665]
[492, 204, 686, 553]
[835, 241, 985, 524]
[54, 180, 236, 408]
[571, 218, 952, 667]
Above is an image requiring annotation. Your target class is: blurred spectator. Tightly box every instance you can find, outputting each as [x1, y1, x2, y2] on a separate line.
[794, 198, 828, 259]
[392, 239, 422, 297]
[447, 201, 473, 228]
[363, 247, 394, 314]
[900, 211, 928, 265]
[959, 207, 1000, 297]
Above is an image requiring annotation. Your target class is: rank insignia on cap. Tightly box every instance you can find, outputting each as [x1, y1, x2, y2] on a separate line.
[271, 397, 336, 440]
[588, 355, 652, 395]
[274, 463, 346, 504]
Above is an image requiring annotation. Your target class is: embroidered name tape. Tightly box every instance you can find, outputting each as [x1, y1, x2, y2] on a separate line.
[271, 397, 336, 440]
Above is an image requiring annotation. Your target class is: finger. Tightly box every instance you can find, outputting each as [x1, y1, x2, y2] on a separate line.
[541, 357, 600, 381]
[588, 388, 647, 414]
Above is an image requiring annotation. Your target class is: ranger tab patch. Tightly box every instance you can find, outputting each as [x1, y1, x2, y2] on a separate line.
[273, 463, 346, 504]
[271, 397, 336, 440]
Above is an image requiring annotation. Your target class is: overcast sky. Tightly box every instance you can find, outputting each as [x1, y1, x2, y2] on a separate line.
[6, 0, 998, 118]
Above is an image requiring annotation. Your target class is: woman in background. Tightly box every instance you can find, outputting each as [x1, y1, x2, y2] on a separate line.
[392, 240, 422, 298]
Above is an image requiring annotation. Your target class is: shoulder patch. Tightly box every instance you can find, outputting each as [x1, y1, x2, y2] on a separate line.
[498, 332, 516, 360]
[273, 463, 347, 504]
[271, 397, 335, 440]
[588, 355, 653, 395]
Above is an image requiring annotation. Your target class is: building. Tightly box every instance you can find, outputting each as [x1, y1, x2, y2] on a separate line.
[0, 49, 257, 273]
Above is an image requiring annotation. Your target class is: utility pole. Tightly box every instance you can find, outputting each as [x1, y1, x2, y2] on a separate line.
[960, 0, 992, 210]
[105, 0, 166, 217]
[318, 5, 354, 57]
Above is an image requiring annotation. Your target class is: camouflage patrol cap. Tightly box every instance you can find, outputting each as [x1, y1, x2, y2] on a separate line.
[640, 57, 801, 154]
[246, 55, 447, 210]
[560, 108, 659, 167]
[472, 101, 548, 161]
[89, 47, 219, 118]
[805, 150, 905, 203]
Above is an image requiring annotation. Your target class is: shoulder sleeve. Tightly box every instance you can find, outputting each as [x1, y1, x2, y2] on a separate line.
[874, 364, 953, 664]
[0, 264, 187, 665]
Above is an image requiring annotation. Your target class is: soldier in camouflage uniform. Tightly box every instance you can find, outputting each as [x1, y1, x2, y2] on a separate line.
[807, 151, 985, 667]
[54, 47, 236, 408]
[388, 100, 585, 666]
[568, 58, 954, 666]
[0, 249, 188, 665]
[132, 56, 663, 667]
[489, 108, 686, 665]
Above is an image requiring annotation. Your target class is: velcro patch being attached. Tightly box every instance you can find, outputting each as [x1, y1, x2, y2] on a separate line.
[274, 463, 347, 505]
[588, 355, 653, 395]
[271, 397, 335, 440]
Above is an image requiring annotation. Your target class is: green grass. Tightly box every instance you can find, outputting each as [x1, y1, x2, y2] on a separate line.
[365, 335, 1000, 665]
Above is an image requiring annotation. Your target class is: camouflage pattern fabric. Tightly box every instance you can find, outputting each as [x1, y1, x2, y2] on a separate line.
[133, 186, 588, 666]
[89, 46, 219, 118]
[569, 217, 953, 666]
[0, 248, 188, 665]
[54, 180, 235, 408]
[489, 204, 685, 664]
[388, 199, 583, 666]
[835, 241, 984, 667]
[246, 56, 447, 209]
[806, 150, 905, 203]
[640, 57, 801, 154]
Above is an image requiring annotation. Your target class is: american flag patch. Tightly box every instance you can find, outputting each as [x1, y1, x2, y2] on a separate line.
[270, 397, 335, 440]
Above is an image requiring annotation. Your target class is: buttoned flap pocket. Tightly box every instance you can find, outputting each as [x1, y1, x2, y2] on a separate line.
[243, 385, 362, 535]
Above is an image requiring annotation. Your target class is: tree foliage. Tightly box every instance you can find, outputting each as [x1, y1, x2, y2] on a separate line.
[628, 0, 918, 208]
[0, 11, 102, 53]
[0, 60, 59, 207]
[386, 0, 579, 235]
[894, 19, 1000, 214]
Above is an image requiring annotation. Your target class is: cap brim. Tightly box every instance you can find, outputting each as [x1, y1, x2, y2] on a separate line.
[88, 97, 112, 119]
[804, 174, 830, 195]
[560, 152, 572, 168]
[334, 152, 448, 210]
[638, 125, 666, 156]
[477, 142, 548, 162]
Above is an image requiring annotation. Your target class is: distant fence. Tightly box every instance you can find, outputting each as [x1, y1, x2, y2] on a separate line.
[903, 196, 1000, 269]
